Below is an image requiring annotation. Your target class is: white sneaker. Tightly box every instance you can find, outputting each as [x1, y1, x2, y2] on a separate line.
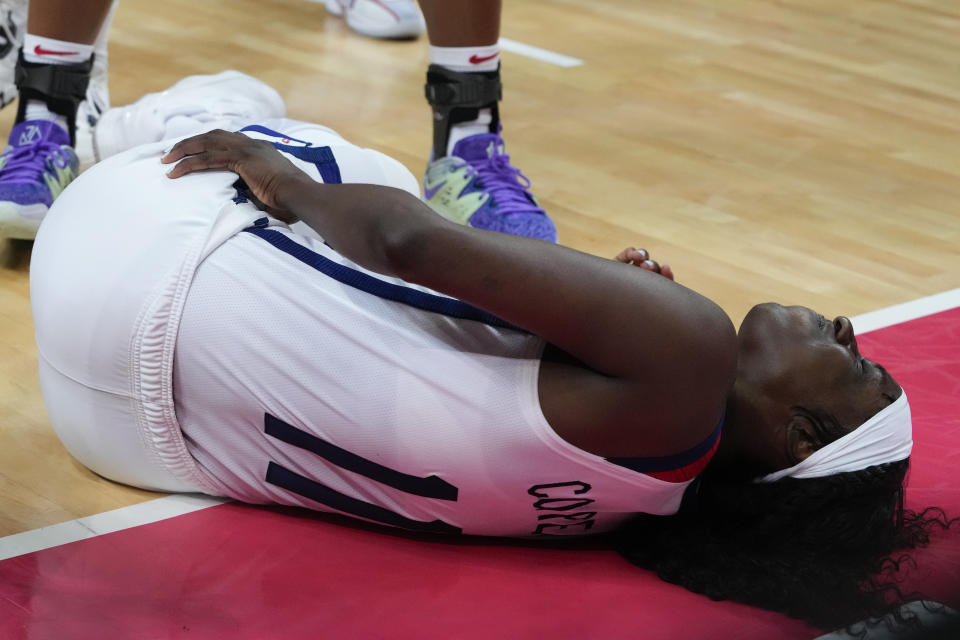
[75, 0, 117, 170]
[0, 0, 26, 109]
[74, 49, 110, 170]
[323, 0, 425, 40]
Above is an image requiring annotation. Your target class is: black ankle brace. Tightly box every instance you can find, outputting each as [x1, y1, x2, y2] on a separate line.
[14, 51, 93, 145]
[424, 64, 501, 159]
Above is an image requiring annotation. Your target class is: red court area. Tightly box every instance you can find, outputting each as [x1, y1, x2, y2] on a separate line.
[2, 308, 959, 640]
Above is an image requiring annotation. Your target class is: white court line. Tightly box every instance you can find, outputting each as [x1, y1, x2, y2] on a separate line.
[850, 287, 960, 335]
[2, 289, 958, 562]
[0, 494, 228, 561]
[499, 37, 584, 67]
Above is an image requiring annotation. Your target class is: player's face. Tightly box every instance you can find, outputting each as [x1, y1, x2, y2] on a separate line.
[736, 303, 901, 432]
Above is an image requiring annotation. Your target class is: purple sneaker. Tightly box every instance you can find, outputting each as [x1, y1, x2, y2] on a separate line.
[0, 119, 79, 240]
[423, 132, 557, 243]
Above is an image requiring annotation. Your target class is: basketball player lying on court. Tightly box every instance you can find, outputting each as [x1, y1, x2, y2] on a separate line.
[30, 122, 950, 632]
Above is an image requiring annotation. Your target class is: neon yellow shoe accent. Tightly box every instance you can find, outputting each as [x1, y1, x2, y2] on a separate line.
[422, 157, 488, 225]
[44, 160, 78, 200]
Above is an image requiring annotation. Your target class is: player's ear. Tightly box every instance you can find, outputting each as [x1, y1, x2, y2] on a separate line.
[785, 414, 819, 464]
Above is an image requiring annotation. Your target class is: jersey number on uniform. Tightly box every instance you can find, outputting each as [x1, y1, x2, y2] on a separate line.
[263, 413, 462, 534]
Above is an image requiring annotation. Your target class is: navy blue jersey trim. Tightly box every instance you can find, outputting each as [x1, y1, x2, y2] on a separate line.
[266, 462, 462, 535]
[604, 415, 724, 474]
[271, 143, 342, 184]
[243, 227, 519, 330]
[265, 413, 457, 501]
[232, 178, 249, 204]
[237, 125, 342, 184]
[238, 124, 312, 145]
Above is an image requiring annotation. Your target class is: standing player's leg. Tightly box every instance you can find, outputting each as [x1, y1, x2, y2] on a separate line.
[0, 0, 114, 240]
[420, 0, 556, 242]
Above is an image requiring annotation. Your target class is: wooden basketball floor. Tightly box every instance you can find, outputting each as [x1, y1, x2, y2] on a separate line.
[1, 0, 959, 637]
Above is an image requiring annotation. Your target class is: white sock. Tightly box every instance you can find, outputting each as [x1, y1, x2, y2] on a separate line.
[21, 34, 94, 132]
[428, 44, 500, 73]
[429, 44, 500, 156]
[23, 34, 94, 65]
[23, 100, 66, 131]
[446, 110, 492, 156]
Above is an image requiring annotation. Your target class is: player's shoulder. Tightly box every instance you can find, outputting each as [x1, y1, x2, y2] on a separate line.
[538, 313, 734, 459]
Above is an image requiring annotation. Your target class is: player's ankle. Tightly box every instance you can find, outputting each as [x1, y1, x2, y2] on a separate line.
[13, 43, 94, 144]
[22, 100, 69, 132]
[424, 59, 502, 160]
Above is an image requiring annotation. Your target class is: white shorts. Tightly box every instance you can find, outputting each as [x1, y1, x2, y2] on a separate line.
[31, 119, 419, 493]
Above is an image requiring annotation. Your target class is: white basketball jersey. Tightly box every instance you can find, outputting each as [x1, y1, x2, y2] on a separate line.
[40, 114, 701, 539]
[175, 217, 700, 538]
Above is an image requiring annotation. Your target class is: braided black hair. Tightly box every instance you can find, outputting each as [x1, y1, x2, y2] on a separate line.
[615, 459, 956, 631]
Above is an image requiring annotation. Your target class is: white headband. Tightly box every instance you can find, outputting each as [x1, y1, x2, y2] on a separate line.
[758, 392, 912, 483]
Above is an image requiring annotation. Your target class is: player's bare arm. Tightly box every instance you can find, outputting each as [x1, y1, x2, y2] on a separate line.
[163, 130, 736, 456]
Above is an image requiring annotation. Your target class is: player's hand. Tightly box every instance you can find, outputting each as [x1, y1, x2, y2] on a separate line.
[614, 247, 675, 281]
[162, 129, 308, 222]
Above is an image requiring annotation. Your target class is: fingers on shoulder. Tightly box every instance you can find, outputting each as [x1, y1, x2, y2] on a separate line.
[164, 129, 246, 159]
[165, 131, 273, 178]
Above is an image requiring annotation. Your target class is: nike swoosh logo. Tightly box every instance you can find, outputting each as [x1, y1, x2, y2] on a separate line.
[424, 180, 446, 200]
[469, 53, 499, 65]
[34, 44, 79, 56]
